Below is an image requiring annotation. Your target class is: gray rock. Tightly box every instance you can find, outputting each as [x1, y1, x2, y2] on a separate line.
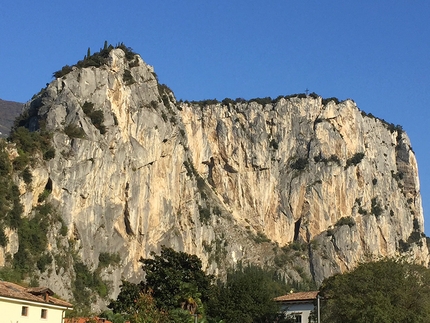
[4, 48, 427, 309]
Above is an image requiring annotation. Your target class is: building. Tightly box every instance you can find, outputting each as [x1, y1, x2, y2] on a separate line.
[274, 291, 319, 323]
[0, 280, 73, 322]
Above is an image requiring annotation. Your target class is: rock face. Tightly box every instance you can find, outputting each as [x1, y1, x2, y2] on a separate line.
[3, 48, 428, 308]
[0, 99, 23, 137]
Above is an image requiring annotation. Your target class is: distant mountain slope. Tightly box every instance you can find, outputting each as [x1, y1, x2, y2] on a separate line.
[0, 99, 23, 137]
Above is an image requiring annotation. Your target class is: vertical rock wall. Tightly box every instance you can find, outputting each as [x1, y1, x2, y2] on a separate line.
[3, 48, 427, 305]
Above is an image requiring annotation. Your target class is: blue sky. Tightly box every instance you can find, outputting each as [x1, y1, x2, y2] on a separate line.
[2, 1, 430, 232]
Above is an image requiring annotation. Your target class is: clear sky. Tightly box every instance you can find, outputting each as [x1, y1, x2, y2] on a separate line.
[2, 1, 430, 232]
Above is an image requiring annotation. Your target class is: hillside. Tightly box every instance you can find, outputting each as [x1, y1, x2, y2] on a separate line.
[0, 99, 23, 137]
[0, 45, 427, 312]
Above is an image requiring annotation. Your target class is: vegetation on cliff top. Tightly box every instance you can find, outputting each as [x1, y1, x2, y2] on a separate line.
[53, 41, 137, 79]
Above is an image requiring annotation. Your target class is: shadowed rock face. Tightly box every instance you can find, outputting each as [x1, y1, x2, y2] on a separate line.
[4, 48, 427, 307]
[0, 99, 23, 137]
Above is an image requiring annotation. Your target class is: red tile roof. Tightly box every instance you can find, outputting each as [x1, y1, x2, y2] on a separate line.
[0, 280, 73, 308]
[274, 291, 319, 302]
[64, 318, 113, 323]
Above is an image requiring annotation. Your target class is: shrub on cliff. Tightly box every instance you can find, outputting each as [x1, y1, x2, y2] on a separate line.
[335, 216, 355, 228]
[82, 101, 106, 134]
[345, 152, 365, 168]
[291, 157, 308, 171]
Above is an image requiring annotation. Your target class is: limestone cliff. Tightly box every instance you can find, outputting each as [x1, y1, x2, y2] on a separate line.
[1, 47, 428, 308]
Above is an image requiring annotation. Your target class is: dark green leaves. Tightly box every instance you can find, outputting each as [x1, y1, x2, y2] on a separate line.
[320, 259, 430, 323]
[141, 245, 213, 312]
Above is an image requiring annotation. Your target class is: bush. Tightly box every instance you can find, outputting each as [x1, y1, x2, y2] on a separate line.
[322, 97, 340, 105]
[59, 222, 68, 236]
[314, 154, 341, 166]
[64, 124, 85, 138]
[21, 167, 32, 184]
[371, 197, 383, 217]
[253, 231, 271, 244]
[398, 239, 410, 252]
[43, 148, 55, 160]
[150, 100, 158, 109]
[199, 206, 211, 224]
[0, 226, 8, 247]
[98, 252, 121, 268]
[53, 42, 136, 79]
[358, 207, 367, 215]
[123, 70, 135, 85]
[12, 154, 29, 171]
[161, 111, 168, 122]
[129, 57, 139, 68]
[327, 154, 341, 165]
[413, 218, 420, 231]
[335, 216, 355, 228]
[222, 98, 235, 106]
[213, 206, 222, 216]
[269, 139, 279, 150]
[38, 189, 51, 203]
[82, 101, 106, 134]
[346, 152, 365, 168]
[408, 231, 423, 244]
[53, 65, 73, 78]
[249, 97, 272, 105]
[37, 254, 53, 272]
[291, 157, 308, 170]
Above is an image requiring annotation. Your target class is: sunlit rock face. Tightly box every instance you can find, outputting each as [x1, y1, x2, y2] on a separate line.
[6, 48, 427, 305]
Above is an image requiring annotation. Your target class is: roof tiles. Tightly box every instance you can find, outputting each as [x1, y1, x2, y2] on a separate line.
[274, 291, 319, 302]
[0, 280, 72, 308]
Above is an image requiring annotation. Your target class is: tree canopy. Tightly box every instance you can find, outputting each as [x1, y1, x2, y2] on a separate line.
[108, 246, 296, 322]
[141, 245, 213, 314]
[110, 246, 213, 322]
[207, 263, 290, 323]
[319, 258, 430, 323]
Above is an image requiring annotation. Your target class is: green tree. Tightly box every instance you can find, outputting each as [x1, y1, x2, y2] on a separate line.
[108, 280, 145, 316]
[109, 247, 213, 322]
[320, 259, 430, 323]
[141, 246, 213, 318]
[207, 263, 290, 323]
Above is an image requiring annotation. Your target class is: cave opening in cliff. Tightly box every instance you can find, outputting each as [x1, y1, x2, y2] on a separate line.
[294, 217, 301, 241]
[45, 177, 53, 192]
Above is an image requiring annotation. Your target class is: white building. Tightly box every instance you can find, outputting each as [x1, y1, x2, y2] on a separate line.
[0, 280, 73, 322]
[275, 291, 319, 323]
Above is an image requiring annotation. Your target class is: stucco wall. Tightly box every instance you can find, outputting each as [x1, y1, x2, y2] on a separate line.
[0, 297, 65, 323]
[280, 302, 315, 322]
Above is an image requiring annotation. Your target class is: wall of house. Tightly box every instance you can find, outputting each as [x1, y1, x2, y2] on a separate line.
[0, 297, 65, 323]
[280, 302, 315, 322]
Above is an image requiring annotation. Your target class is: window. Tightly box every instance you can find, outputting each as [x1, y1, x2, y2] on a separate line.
[294, 314, 302, 323]
[41, 308, 48, 319]
[21, 306, 28, 316]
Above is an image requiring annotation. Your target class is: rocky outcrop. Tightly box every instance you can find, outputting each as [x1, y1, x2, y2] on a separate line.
[2, 48, 427, 308]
